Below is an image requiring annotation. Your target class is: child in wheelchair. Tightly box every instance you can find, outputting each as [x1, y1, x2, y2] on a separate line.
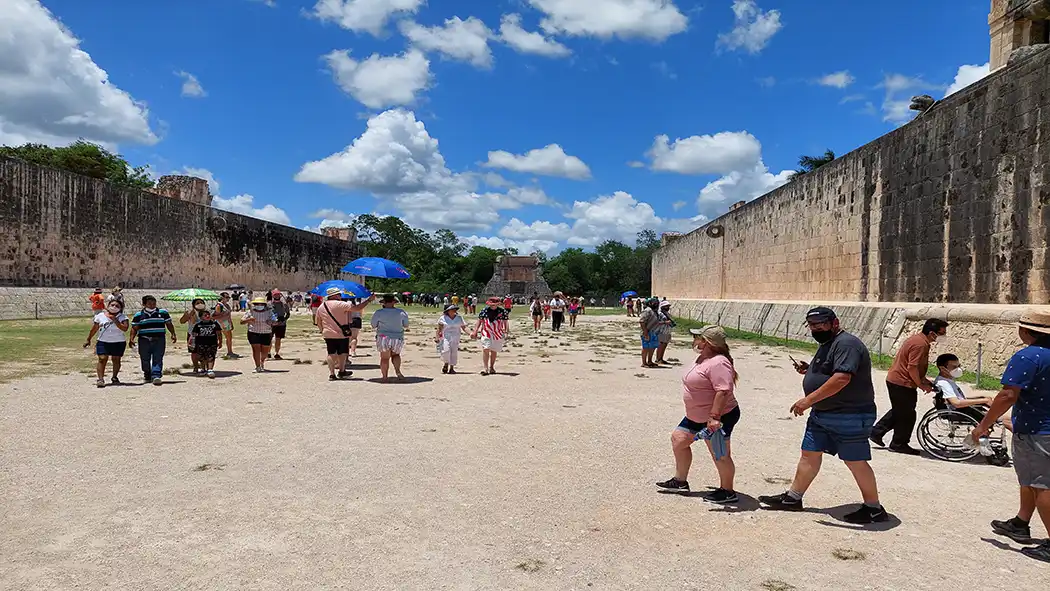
[917, 354, 1012, 465]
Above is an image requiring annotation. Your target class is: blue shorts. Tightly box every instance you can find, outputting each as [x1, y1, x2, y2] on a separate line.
[95, 341, 126, 357]
[641, 333, 659, 349]
[678, 406, 741, 438]
[802, 411, 876, 461]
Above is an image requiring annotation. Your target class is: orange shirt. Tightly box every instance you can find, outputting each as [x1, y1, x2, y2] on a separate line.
[89, 293, 105, 311]
[887, 333, 931, 388]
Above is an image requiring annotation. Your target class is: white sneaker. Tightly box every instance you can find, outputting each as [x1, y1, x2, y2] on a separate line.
[207, 370, 215, 379]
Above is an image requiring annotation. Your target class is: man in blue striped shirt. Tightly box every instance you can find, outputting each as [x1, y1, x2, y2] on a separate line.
[129, 295, 177, 385]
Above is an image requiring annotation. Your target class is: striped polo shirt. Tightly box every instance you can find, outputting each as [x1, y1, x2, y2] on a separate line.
[132, 309, 171, 337]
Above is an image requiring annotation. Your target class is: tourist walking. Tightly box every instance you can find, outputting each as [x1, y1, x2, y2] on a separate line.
[349, 298, 363, 358]
[372, 294, 410, 383]
[974, 309, 1050, 563]
[241, 297, 276, 373]
[473, 297, 510, 375]
[316, 288, 373, 381]
[530, 296, 543, 332]
[757, 307, 887, 523]
[542, 298, 551, 321]
[436, 304, 468, 374]
[191, 309, 222, 378]
[179, 298, 207, 374]
[271, 291, 290, 360]
[568, 297, 580, 328]
[214, 292, 237, 359]
[550, 291, 567, 331]
[656, 301, 675, 365]
[503, 294, 514, 316]
[238, 291, 248, 311]
[109, 286, 124, 307]
[639, 298, 661, 368]
[871, 319, 948, 454]
[657, 326, 741, 503]
[89, 287, 105, 315]
[129, 295, 177, 385]
[84, 297, 129, 387]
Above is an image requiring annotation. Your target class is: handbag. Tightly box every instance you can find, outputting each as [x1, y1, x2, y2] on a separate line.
[323, 302, 352, 337]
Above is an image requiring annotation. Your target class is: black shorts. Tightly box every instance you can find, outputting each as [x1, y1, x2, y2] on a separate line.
[678, 406, 742, 438]
[247, 332, 273, 346]
[272, 325, 287, 339]
[326, 338, 350, 355]
[351, 317, 363, 329]
[532, 310, 543, 317]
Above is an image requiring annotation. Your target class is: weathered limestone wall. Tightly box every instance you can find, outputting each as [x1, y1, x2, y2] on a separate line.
[653, 45, 1050, 305]
[0, 157, 359, 291]
[990, 0, 1050, 71]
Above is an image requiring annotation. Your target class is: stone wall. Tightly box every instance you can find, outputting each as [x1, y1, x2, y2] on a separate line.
[0, 157, 360, 292]
[990, 1, 1050, 71]
[653, 45, 1050, 305]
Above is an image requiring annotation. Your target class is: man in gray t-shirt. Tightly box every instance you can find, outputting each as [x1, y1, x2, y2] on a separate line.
[758, 306, 887, 524]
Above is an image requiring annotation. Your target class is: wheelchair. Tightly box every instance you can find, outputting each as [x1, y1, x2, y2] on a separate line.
[915, 395, 1010, 466]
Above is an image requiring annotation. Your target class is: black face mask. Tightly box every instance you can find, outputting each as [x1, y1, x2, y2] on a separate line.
[811, 329, 835, 344]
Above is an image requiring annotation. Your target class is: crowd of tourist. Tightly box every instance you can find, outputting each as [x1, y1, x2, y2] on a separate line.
[79, 286, 1050, 563]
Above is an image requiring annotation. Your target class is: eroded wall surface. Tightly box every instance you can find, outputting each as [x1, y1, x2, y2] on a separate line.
[653, 47, 1050, 305]
[0, 157, 359, 290]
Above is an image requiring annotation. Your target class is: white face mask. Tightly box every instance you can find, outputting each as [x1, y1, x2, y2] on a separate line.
[107, 305, 121, 314]
[253, 305, 267, 312]
[143, 306, 157, 312]
[194, 304, 206, 311]
[950, 367, 963, 379]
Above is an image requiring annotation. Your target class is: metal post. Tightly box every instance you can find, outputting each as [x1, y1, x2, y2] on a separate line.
[700, 310, 703, 324]
[718, 312, 722, 326]
[785, 320, 790, 344]
[737, 314, 741, 332]
[35, 302, 39, 320]
[976, 342, 983, 388]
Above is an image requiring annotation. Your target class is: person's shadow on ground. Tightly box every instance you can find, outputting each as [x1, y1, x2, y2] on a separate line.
[656, 488, 761, 512]
[366, 376, 435, 384]
[807, 503, 902, 531]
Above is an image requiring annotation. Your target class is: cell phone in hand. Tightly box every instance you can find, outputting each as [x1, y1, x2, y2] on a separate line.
[789, 355, 803, 369]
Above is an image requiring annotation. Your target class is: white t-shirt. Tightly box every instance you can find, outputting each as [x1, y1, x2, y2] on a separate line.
[93, 312, 129, 343]
[439, 314, 466, 339]
[550, 298, 566, 311]
[934, 376, 966, 406]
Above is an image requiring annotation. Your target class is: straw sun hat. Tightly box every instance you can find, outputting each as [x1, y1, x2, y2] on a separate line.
[1018, 309, 1050, 334]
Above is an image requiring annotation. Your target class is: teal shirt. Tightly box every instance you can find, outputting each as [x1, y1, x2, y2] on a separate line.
[371, 307, 409, 339]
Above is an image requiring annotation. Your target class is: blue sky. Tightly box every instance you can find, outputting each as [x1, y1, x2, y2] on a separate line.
[3, 0, 993, 253]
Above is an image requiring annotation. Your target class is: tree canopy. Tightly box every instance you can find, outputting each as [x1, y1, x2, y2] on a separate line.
[789, 149, 836, 180]
[0, 140, 154, 189]
[350, 214, 660, 297]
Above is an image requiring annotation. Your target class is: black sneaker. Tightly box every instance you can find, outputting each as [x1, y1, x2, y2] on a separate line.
[328, 374, 339, 381]
[1020, 540, 1050, 563]
[338, 370, 353, 378]
[887, 444, 921, 456]
[656, 477, 690, 492]
[274, 354, 283, 360]
[843, 505, 889, 524]
[110, 376, 121, 385]
[991, 518, 1034, 543]
[758, 492, 804, 511]
[703, 488, 739, 504]
[869, 433, 886, 447]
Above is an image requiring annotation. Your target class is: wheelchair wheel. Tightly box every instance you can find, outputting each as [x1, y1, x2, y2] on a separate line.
[916, 409, 980, 462]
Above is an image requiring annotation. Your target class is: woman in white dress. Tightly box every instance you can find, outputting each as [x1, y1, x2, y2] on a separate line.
[435, 304, 468, 374]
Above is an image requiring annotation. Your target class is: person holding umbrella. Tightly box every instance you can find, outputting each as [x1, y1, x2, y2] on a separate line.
[316, 288, 374, 381]
[371, 294, 410, 383]
[179, 298, 208, 374]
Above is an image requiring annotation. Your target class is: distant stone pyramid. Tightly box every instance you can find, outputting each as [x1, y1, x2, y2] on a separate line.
[482, 255, 552, 300]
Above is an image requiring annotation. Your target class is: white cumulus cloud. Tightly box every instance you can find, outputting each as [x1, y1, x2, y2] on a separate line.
[528, 0, 688, 42]
[310, 208, 358, 221]
[878, 73, 939, 124]
[176, 71, 206, 97]
[816, 70, 854, 89]
[483, 144, 591, 180]
[646, 132, 762, 175]
[311, 0, 424, 36]
[324, 49, 431, 109]
[179, 167, 220, 195]
[717, 0, 782, 54]
[498, 13, 571, 58]
[500, 218, 571, 241]
[697, 162, 793, 209]
[565, 191, 663, 246]
[399, 17, 493, 69]
[945, 63, 990, 97]
[214, 194, 292, 226]
[0, 0, 158, 147]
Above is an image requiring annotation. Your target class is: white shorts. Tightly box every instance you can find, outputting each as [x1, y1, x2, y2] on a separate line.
[480, 337, 504, 352]
[376, 335, 405, 355]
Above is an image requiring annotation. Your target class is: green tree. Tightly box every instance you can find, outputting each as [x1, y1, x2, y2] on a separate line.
[789, 149, 836, 180]
[0, 140, 155, 189]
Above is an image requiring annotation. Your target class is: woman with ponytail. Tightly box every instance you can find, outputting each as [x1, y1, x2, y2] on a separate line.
[656, 325, 741, 504]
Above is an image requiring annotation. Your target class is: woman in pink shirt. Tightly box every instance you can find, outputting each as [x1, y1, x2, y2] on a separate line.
[656, 325, 741, 504]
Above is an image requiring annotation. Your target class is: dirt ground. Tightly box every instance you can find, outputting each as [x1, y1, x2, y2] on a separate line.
[1, 310, 1047, 590]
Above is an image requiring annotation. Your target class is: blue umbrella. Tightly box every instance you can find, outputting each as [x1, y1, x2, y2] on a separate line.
[341, 257, 411, 279]
[622, 290, 638, 297]
[311, 280, 371, 298]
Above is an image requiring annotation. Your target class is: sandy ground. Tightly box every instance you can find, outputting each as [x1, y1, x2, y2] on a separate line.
[1, 310, 1047, 590]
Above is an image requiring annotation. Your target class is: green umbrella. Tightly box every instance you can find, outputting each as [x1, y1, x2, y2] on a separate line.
[161, 288, 222, 302]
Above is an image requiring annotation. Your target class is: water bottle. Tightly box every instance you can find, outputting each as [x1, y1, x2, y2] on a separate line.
[978, 436, 994, 456]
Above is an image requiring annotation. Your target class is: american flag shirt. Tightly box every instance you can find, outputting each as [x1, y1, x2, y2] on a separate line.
[478, 307, 509, 340]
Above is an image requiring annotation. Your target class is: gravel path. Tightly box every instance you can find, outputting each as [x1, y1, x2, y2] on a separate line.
[1, 312, 1046, 589]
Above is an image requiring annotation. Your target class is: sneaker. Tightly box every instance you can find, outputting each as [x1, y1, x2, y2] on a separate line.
[655, 477, 690, 492]
[758, 492, 804, 511]
[887, 444, 921, 456]
[274, 354, 283, 360]
[869, 433, 886, 447]
[843, 505, 889, 524]
[1020, 540, 1050, 563]
[96, 378, 105, 388]
[703, 488, 739, 504]
[329, 374, 339, 381]
[448, 368, 457, 374]
[338, 370, 353, 378]
[144, 373, 152, 383]
[207, 371, 215, 379]
[110, 376, 120, 385]
[152, 378, 162, 386]
[991, 518, 1034, 543]
[442, 364, 449, 374]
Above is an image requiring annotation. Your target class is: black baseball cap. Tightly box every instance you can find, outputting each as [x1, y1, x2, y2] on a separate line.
[806, 306, 837, 323]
